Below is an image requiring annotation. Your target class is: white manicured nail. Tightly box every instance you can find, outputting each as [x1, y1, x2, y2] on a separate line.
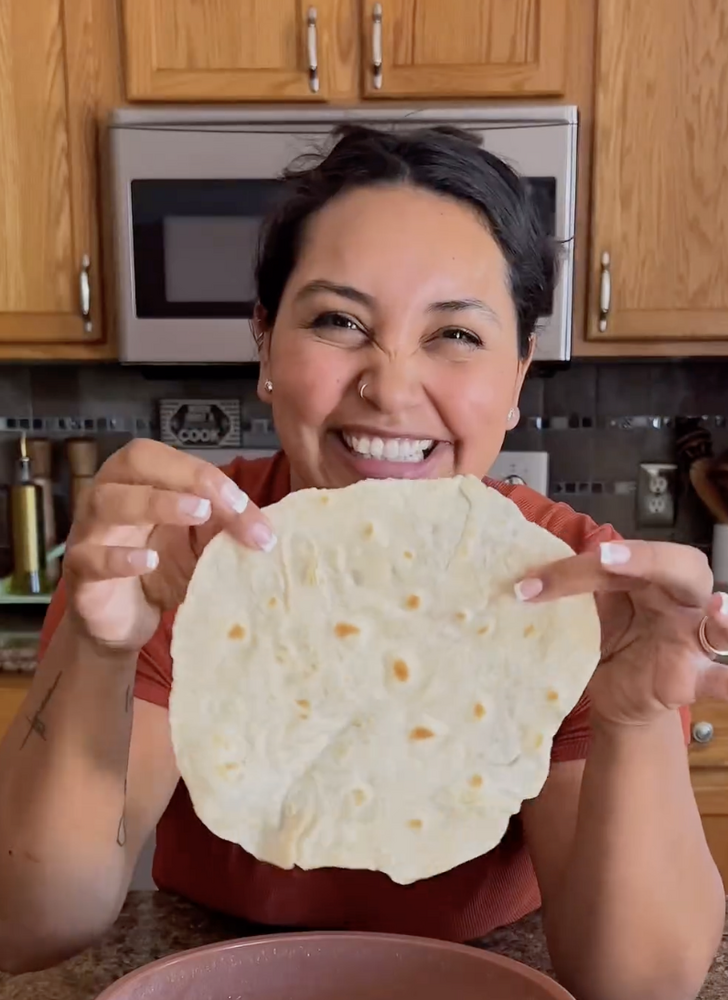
[143, 549, 159, 570]
[250, 522, 277, 552]
[600, 542, 631, 566]
[179, 496, 211, 520]
[718, 592, 728, 617]
[221, 481, 249, 514]
[514, 578, 543, 601]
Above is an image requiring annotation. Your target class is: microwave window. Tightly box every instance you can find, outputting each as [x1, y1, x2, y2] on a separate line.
[164, 217, 259, 303]
[131, 179, 283, 318]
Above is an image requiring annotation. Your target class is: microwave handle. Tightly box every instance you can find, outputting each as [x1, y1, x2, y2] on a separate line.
[372, 4, 383, 90]
[307, 8, 319, 94]
[79, 254, 92, 334]
[598, 251, 611, 332]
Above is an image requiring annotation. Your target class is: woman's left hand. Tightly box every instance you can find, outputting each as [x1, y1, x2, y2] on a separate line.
[516, 540, 728, 726]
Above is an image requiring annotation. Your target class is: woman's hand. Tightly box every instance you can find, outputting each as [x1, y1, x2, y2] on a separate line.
[63, 440, 276, 653]
[515, 540, 728, 726]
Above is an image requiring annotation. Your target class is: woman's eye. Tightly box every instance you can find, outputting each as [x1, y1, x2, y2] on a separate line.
[310, 311, 363, 333]
[441, 327, 483, 348]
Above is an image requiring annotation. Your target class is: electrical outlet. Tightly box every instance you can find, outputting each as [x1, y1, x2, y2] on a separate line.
[488, 451, 549, 496]
[637, 463, 678, 527]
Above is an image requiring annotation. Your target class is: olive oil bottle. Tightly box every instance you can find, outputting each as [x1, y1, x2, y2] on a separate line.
[9, 434, 47, 595]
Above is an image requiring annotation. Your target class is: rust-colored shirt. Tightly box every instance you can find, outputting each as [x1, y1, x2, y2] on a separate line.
[40, 453, 691, 941]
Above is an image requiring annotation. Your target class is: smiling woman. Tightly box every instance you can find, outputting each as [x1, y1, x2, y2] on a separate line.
[0, 124, 726, 1000]
[252, 125, 554, 489]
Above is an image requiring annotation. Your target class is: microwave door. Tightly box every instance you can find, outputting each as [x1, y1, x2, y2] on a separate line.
[113, 127, 326, 363]
[465, 122, 576, 363]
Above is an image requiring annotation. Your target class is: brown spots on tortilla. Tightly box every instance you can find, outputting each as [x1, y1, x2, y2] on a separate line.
[362, 522, 375, 539]
[320, 495, 330, 505]
[455, 611, 468, 623]
[393, 659, 410, 682]
[473, 702, 487, 720]
[405, 594, 421, 610]
[403, 550, 414, 560]
[296, 699, 310, 713]
[268, 597, 278, 608]
[352, 789, 366, 806]
[469, 774, 483, 788]
[217, 762, 241, 778]
[524, 624, 536, 638]
[409, 726, 435, 741]
[408, 819, 423, 830]
[533, 733, 544, 749]
[334, 622, 360, 639]
[228, 624, 246, 640]
[546, 689, 559, 703]
[477, 625, 490, 636]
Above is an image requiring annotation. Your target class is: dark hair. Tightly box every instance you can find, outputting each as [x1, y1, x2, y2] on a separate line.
[255, 124, 558, 359]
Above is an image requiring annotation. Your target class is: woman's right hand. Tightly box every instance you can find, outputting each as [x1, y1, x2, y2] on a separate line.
[62, 440, 276, 653]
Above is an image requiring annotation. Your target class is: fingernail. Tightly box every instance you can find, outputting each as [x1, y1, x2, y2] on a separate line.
[220, 481, 249, 514]
[179, 495, 212, 520]
[600, 542, 631, 566]
[249, 521, 277, 552]
[718, 592, 728, 617]
[129, 549, 159, 572]
[514, 578, 543, 601]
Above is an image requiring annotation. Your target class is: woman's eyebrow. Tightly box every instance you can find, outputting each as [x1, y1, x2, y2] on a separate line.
[428, 298, 502, 327]
[294, 280, 375, 308]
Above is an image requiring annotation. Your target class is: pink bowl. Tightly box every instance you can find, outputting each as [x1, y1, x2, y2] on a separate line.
[95, 931, 574, 1000]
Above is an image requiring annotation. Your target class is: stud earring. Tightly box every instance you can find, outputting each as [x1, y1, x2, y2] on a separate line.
[264, 380, 273, 394]
[507, 406, 520, 427]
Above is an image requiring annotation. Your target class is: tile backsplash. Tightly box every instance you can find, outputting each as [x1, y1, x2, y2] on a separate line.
[0, 359, 726, 556]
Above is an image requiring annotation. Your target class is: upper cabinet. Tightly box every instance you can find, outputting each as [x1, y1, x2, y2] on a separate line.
[122, 0, 569, 103]
[0, 0, 121, 358]
[362, 0, 567, 99]
[123, 0, 341, 101]
[588, 0, 728, 347]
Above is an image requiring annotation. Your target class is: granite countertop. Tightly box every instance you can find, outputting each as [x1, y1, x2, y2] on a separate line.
[0, 891, 726, 999]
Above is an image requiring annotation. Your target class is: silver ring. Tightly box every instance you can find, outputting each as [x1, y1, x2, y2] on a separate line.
[698, 616, 728, 659]
[359, 381, 368, 401]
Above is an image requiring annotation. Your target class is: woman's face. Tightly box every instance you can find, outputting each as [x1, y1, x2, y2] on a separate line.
[258, 184, 532, 490]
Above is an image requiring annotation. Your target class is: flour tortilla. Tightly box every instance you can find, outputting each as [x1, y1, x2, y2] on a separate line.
[170, 475, 601, 885]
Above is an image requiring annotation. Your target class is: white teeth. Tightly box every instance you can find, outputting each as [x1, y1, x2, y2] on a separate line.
[342, 433, 435, 463]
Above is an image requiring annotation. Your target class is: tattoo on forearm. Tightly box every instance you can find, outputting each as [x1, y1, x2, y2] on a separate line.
[20, 672, 63, 749]
[124, 685, 132, 713]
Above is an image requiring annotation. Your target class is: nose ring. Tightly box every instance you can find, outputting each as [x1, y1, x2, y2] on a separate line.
[359, 381, 368, 401]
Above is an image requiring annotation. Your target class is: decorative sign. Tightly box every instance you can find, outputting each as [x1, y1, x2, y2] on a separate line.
[159, 399, 241, 449]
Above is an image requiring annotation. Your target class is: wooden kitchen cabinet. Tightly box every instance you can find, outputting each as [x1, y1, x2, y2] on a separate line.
[690, 701, 728, 886]
[362, 0, 567, 99]
[0, 0, 122, 360]
[122, 0, 569, 103]
[0, 674, 31, 743]
[586, 0, 728, 351]
[122, 0, 355, 101]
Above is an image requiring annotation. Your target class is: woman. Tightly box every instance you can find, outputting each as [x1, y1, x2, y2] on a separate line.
[0, 125, 726, 999]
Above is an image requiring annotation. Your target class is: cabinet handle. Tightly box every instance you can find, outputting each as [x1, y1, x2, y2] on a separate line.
[79, 254, 92, 334]
[372, 3, 383, 90]
[598, 251, 611, 332]
[306, 7, 319, 94]
[692, 721, 714, 744]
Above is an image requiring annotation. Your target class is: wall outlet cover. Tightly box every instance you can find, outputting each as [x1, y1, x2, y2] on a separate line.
[637, 463, 678, 527]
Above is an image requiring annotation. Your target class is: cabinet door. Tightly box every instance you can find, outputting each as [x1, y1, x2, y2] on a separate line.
[123, 0, 337, 101]
[689, 703, 728, 886]
[0, 674, 31, 742]
[0, 0, 119, 356]
[589, 0, 728, 343]
[361, 0, 567, 99]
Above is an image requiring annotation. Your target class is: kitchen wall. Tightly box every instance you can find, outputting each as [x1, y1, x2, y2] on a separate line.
[0, 359, 726, 562]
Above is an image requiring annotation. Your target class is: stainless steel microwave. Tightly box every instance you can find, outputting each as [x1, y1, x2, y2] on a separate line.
[108, 106, 577, 364]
